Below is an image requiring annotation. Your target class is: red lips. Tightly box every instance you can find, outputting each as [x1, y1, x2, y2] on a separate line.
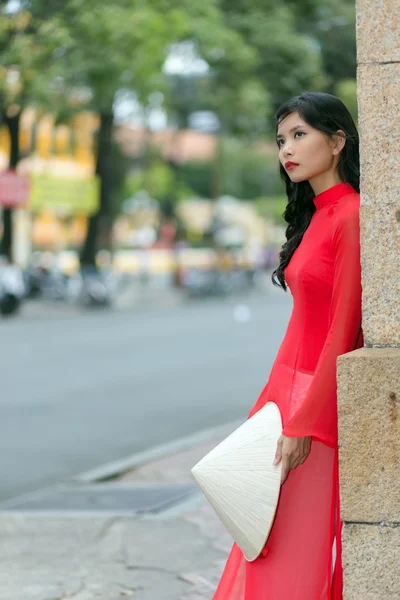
[285, 161, 299, 170]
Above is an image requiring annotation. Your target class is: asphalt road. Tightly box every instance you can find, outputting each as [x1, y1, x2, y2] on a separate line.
[0, 287, 292, 501]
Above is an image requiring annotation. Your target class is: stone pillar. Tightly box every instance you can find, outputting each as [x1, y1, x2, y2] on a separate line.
[337, 0, 400, 597]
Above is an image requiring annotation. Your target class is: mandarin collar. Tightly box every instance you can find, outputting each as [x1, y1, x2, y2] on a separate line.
[313, 182, 355, 210]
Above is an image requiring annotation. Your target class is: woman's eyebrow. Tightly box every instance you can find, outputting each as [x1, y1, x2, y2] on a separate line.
[276, 125, 304, 139]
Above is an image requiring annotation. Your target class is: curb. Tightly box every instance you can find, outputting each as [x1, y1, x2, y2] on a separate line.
[70, 420, 242, 484]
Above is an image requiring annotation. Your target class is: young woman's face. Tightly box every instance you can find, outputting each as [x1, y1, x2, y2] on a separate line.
[276, 112, 340, 184]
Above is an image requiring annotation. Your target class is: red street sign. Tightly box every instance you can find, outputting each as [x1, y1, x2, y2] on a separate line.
[0, 171, 30, 208]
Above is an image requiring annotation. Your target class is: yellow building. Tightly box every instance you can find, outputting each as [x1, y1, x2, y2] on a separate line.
[0, 108, 100, 264]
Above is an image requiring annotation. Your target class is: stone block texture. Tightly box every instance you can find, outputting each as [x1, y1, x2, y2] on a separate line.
[356, 0, 400, 64]
[357, 63, 400, 346]
[338, 348, 400, 523]
[342, 523, 400, 599]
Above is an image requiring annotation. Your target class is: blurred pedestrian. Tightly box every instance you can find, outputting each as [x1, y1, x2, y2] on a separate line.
[213, 92, 362, 600]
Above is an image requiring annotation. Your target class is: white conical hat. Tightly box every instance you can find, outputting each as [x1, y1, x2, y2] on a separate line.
[191, 401, 282, 562]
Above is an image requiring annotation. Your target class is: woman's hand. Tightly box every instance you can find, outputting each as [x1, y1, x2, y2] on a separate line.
[273, 434, 312, 484]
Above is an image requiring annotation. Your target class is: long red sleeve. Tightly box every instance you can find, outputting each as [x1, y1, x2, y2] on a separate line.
[282, 199, 363, 446]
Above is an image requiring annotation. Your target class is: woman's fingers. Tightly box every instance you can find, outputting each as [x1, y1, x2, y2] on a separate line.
[273, 436, 284, 466]
[273, 435, 312, 483]
[289, 441, 312, 471]
[298, 438, 312, 465]
[281, 453, 291, 483]
[289, 456, 302, 470]
[297, 452, 309, 466]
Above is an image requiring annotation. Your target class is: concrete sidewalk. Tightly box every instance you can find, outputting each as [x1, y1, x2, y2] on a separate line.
[0, 433, 233, 599]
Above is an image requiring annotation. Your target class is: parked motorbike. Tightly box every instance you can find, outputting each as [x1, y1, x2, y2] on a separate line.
[0, 259, 25, 316]
[68, 266, 114, 308]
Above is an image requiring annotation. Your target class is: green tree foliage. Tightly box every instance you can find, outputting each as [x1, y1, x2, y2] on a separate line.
[335, 78, 358, 122]
[222, 145, 282, 199]
[123, 160, 195, 205]
[173, 0, 356, 201]
[178, 143, 281, 201]
[283, 0, 357, 92]
[218, 1, 326, 110]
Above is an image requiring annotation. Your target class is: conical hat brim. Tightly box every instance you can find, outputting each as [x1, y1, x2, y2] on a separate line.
[191, 402, 282, 562]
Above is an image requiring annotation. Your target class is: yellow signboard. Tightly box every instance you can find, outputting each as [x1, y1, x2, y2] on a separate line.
[29, 174, 100, 216]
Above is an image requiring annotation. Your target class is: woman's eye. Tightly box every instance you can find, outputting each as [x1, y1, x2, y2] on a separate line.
[277, 139, 284, 147]
[294, 131, 305, 139]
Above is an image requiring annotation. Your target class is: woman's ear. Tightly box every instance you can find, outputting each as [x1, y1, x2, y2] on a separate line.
[332, 130, 346, 155]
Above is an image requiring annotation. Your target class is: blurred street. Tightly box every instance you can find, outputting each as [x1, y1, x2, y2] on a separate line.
[0, 282, 291, 502]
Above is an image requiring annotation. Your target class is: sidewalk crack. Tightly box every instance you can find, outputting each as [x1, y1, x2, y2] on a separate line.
[126, 564, 178, 577]
[93, 516, 123, 543]
[53, 577, 86, 599]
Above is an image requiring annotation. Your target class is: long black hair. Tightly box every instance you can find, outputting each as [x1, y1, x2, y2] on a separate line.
[272, 91, 360, 290]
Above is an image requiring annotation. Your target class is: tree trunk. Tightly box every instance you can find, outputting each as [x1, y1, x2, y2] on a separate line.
[210, 134, 224, 200]
[80, 111, 114, 267]
[1, 110, 20, 261]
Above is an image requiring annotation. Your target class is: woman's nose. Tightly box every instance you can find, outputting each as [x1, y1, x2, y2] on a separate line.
[282, 144, 293, 157]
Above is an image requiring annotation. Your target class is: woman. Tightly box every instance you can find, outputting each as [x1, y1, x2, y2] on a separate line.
[212, 92, 363, 599]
